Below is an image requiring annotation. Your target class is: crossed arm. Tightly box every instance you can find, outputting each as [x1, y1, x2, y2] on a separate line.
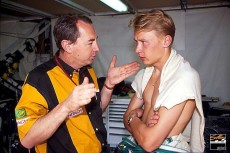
[124, 94, 195, 152]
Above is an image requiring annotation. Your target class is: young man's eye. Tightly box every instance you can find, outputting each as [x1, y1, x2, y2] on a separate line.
[143, 41, 149, 45]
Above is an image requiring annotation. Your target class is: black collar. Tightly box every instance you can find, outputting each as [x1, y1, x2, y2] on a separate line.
[54, 50, 90, 77]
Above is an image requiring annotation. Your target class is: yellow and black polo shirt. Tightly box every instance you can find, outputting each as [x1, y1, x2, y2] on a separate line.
[15, 56, 107, 153]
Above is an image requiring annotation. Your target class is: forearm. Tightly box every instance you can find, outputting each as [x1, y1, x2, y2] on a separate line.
[129, 117, 147, 142]
[100, 79, 114, 112]
[129, 105, 185, 152]
[129, 117, 160, 152]
[124, 111, 133, 134]
[126, 107, 162, 152]
[21, 102, 70, 148]
[124, 97, 144, 134]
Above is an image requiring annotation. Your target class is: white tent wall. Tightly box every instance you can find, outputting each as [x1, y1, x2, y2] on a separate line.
[90, 10, 187, 79]
[0, 21, 37, 59]
[91, 15, 139, 82]
[184, 7, 230, 107]
[89, 7, 230, 107]
[1, 7, 229, 107]
[52, 7, 230, 106]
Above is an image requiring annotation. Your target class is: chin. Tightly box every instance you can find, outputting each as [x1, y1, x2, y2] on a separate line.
[142, 61, 149, 65]
[87, 59, 94, 64]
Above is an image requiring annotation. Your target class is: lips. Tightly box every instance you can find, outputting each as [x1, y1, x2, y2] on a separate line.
[139, 56, 145, 60]
[91, 56, 96, 60]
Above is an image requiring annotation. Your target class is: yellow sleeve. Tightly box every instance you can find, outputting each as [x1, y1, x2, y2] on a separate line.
[15, 83, 48, 140]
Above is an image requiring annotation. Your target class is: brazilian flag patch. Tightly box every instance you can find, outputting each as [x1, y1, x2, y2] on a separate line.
[15, 108, 27, 119]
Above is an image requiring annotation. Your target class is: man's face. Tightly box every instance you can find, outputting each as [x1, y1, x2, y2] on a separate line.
[71, 21, 99, 67]
[134, 30, 165, 66]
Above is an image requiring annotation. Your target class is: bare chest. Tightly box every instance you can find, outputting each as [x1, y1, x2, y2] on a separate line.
[143, 73, 160, 107]
[142, 73, 160, 121]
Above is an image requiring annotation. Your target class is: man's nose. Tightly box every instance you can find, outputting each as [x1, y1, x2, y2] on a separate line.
[135, 44, 142, 53]
[93, 42, 100, 52]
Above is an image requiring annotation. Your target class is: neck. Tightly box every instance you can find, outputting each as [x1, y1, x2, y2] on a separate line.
[151, 68, 161, 86]
[58, 50, 82, 70]
[153, 48, 171, 72]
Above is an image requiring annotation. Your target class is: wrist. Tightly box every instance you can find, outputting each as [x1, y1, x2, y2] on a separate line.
[127, 112, 138, 125]
[104, 83, 114, 90]
[104, 79, 115, 90]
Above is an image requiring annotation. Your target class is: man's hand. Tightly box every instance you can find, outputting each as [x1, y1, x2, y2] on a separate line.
[147, 111, 160, 127]
[105, 55, 140, 88]
[64, 77, 97, 112]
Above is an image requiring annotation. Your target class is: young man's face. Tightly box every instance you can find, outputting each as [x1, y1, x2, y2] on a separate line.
[71, 21, 100, 67]
[134, 30, 165, 67]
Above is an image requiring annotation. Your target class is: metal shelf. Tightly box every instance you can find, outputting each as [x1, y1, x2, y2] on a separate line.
[103, 98, 131, 147]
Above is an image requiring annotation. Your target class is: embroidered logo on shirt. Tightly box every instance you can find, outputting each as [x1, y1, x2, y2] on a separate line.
[68, 107, 83, 118]
[15, 108, 27, 119]
[16, 117, 29, 126]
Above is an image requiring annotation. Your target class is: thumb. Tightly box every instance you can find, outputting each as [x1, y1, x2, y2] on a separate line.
[81, 77, 89, 85]
[109, 55, 117, 69]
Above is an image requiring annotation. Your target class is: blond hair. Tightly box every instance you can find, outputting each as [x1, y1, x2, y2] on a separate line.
[129, 9, 175, 42]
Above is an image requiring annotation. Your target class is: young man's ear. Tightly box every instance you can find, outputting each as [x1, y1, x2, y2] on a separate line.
[61, 40, 72, 53]
[163, 35, 172, 48]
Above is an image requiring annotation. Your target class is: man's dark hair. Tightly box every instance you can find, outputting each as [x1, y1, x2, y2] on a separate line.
[53, 14, 93, 50]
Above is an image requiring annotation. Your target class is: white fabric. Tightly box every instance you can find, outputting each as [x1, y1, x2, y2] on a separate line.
[126, 134, 190, 152]
[160, 134, 190, 152]
[18, 49, 36, 80]
[131, 49, 205, 152]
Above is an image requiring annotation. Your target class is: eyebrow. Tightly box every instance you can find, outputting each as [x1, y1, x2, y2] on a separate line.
[88, 39, 95, 42]
[88, 36, 98, 42]
[134, 38, 146, 42]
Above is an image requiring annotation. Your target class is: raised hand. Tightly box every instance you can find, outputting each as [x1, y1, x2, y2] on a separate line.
[106, 55, 140, 87]
[64, 77, 97, 112]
